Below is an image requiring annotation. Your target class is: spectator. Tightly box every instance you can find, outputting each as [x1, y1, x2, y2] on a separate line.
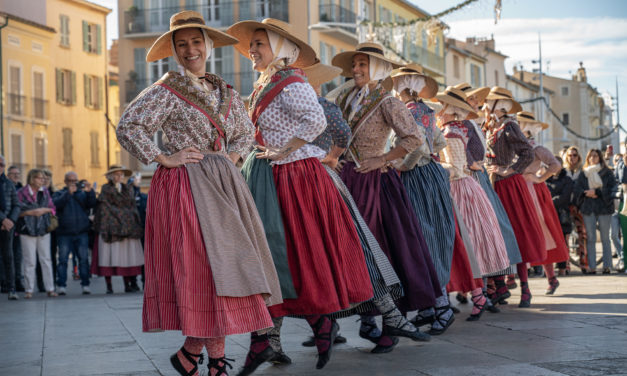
[16, 169, 57, 298]
[7, 166, 23, 189]
[546, 155, 574, 275]
[574, 149, 618, 274]
[564, 146, 589, 271]
[6, 166, 24, 291]
[53, 172, 97, 295]
[35, 169, 57, 292]
[0, 156, 20, 300]
[92, 165, 143, 294]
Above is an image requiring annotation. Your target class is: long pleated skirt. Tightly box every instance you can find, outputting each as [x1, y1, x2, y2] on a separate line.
[494, 174, 546, 264]
[447, 210, 484, 294]
[341, 162, 441, 311]
[533, 183, 570, 265]
[450, 176, 510, 275]
[268, 158, 374, 317]
[472, 169, 523, 266]
[143, 163, 273, 338]
[401, 161, 456, 286]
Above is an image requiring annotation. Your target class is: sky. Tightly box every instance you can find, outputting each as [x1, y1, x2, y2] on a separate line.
[92, 0, 627, 131]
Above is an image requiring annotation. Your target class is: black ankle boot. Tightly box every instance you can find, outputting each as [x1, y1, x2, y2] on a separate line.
[237, 333, 274, 376]
[310, 316, 338, 369]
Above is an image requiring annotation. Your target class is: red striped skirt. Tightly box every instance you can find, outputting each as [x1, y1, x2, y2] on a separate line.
[494, 174, 546, 264]
[142, 165, 273, 338]
[268, 158, 373, 317]
[532, 183, 569, 265]
[447, 216, 483, 294]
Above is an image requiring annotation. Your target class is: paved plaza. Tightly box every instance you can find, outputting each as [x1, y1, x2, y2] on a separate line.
[1, 270, 626, 376]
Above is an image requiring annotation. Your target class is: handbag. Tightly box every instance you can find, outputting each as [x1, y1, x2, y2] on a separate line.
[46, 215, 59, 233]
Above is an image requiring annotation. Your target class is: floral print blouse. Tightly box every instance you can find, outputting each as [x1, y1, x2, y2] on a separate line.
[486, 117, 534, 182]
[441, 121, 470, 181]
[310, 97, 351, 153]
[395, 100, 443, 170]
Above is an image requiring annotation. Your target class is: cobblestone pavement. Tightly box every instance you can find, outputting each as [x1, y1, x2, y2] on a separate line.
[1, 269, 626, 376]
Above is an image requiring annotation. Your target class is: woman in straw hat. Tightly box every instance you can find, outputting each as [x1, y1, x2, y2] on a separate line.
[483, 86, 546, 308]
[389, 64, 457, 334]
[518, 112, 570, 293]
[227, 19, 374, 373]
[332, 42, 443, 338]
[116, 11, 283, 376]
[92, 165, 143, 295]
[435, 86, 510, 321]
[454, 82, 522, 308]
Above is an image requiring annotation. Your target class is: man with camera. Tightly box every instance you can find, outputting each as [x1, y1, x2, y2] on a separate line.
[53, 172, 97, 294]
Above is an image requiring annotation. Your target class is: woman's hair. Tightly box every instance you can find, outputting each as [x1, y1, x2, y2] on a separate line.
[554, 155, 563, 166]
[563, 146, 583, 171]
[26, 168, 44, 185]
[402, 88, 420, 102]
[583, 148, 608, 169]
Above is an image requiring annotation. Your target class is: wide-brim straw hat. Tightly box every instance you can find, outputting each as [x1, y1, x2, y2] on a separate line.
[435, 86, 478, 119]
[226, 18, 316, 68]
[302, 59, 342, 88]
[331, 42, 402, 78]
[105, 165, 132, 177]
[485, 86, 523, 114]
[517, 111, 549, 129]
[390, 63, 439, 99]
[454, 82, 490, 106]
[146, 11, 239, 63]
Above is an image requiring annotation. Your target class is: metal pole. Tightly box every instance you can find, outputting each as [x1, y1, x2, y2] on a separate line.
[0, 16, 9, 156]
[538, 33, 545, 146]
[617, 76, 621, 126]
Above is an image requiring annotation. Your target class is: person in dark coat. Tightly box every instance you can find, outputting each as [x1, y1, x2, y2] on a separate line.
[546, 156, 574, 275]
[574, 149, 618, 274]
[0, 156, 21, 300]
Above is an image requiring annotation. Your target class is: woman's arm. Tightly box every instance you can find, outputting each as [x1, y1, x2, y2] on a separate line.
[225, 90, 255, 163]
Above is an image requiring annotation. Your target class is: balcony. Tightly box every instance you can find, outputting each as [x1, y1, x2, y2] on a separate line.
[32, 98, 49, 121]
[311, 4, 357, 44]
[123, 0, 288, 36]
[8, 93, 25, 116]
[125, 78, 153, 103]
[407, 44, 444, 76]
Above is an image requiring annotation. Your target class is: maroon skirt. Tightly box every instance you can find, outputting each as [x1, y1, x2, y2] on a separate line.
[494, 174, 546, 264]
[268, 158, 373, 317]
[532, 183, 569, 265]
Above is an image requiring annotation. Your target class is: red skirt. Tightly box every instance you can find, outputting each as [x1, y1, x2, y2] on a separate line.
[532, 183, 569, 265]
[494, 174, 546, 264]
[447, 215, 483, 294]
[268, 158, 373, 317]
[142, 166, 273, 338]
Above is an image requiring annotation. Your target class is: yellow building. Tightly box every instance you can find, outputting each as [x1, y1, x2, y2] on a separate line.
[0, 0, 114, 188]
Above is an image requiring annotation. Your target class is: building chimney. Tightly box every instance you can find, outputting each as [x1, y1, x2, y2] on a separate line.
[576, 61, 587, 82]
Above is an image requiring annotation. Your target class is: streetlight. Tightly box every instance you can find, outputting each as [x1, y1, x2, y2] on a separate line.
[0, 13, 10, 155]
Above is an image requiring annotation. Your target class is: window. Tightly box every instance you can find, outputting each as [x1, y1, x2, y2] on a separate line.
[60, 15, 70, 46]
[562, 113, 570, 125]
[90, 131, 100, 166]
[561, 86, 569, 96]
[494, 70, 499, 86]
[470, 64, 481, 88]
[32, 71, 45, 119]
[422, 30, 427, 48]
[10, 133, 23, 166]
[82, 21, 101, 54]
[453, 55, 460, 78]
[84, 75, 103, 109]
[56, 69, 76, 105]
[149, 58, 170, 83]
[34, 135, 46, 168]
[62, 128, 73, 166]
[435, 36, 441, 55]
[8, 65, 23, 115]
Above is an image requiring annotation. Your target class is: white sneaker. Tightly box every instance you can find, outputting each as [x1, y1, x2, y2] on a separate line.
[82, 286, 91, 295]
[57, 287, 67, 295]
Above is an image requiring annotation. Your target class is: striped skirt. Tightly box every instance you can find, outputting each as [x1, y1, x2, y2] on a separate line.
[267, 158, 374, 317]
[450, 176, 510, 275]
[401, 161, 456, 287]
[447, 211, 484, 294]
[341, 162, 441, 312]
[143, 164, 273, 338]
[494, 174, 546, 264]
[533, 183, 569, 265]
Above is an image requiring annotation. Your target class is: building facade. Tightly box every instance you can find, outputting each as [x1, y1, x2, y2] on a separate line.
[444, 36, 507, 89]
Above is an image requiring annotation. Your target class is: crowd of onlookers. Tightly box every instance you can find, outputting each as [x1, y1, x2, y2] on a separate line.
[548, 142, 627, 276]
[0, 159, 147, 300]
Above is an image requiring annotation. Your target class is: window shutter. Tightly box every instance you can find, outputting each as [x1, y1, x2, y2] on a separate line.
[96, 24, 102, 54]
[56, 69, 62, 102]
[97, 76, 103, 110]
[71, 71, 77, 105]
[84, 74, 89, 107]
[82, 21, 89, 52]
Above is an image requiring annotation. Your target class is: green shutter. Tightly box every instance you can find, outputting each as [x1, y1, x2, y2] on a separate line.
[56, 69, 62, 102]
[82, 21, 89, 52]
[97, 76, 103, 110]
[96, 24, 102, 55]
[71, 71, 77, 105]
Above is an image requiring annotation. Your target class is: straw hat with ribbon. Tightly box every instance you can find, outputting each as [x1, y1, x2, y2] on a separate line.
[517, 111, 549, 130]
[146, 10, 239, 63]
[453, 82, 490, 107]
[302, 59, 342, 88]
[226, 18, 316, 68]
[435, 86, 478, 120]
[485, 86, 522, 114]
[331, 42, 401, 91]
[390, 63, 439, 99]
[104, 165, 132, 177]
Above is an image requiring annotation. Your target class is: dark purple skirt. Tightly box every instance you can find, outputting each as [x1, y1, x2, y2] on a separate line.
[340, 162, 441, 311]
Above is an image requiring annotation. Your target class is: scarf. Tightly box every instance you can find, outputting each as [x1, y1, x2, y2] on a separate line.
[393, 75, 425, 98]
[344, 56, 392, 122]
[254, 30, 300, 92]
[584, 164, 603, 190]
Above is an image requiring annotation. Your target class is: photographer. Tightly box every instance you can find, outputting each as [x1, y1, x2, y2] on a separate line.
[52, 172, 97, 294]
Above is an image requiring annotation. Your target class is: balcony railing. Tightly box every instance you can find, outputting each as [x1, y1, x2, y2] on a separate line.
[124, 0, 288, 35]
[8, 93, 25, 116]
[407, 44, 444, 74]
[32, 98, 49, 120]
[125, 78, 153, 102]
[319, 4, 356, 25]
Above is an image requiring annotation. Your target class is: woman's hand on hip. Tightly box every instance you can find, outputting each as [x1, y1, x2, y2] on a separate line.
[155, 147, 204, 168]
[255, 145, 289, 162]
[355, 156, 386, 174]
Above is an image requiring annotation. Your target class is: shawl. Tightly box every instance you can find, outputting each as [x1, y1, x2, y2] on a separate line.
[93, 183, 143, 243]
[584, 164, 603, 190]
